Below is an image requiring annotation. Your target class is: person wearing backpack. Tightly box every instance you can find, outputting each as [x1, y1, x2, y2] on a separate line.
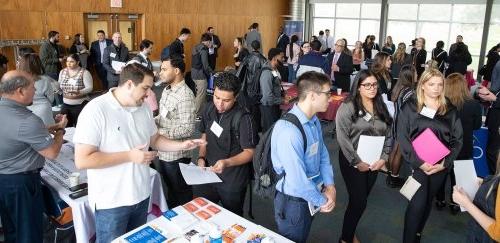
[431, 41, 448, 74]
[260, 48, 284, 132]
[192, 33, 215, 119]
[162, 28, 191, 60]
[195, 72, 259, 216]
[270, 71, 336, 243]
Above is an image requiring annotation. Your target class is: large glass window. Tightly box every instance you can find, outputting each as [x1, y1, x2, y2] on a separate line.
[311, 2, 381, 49]
[387, 3, 486, 71]
[487, 2, 500, 52]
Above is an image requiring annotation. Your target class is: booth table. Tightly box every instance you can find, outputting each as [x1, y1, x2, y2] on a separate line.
[281, 82, 347, 121]
[112, 198, 293, 243]
[41, 130, 168, 243]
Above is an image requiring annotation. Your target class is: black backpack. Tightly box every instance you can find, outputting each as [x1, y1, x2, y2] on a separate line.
[241, 66, 272, 106]
[252, 112, 307, 199]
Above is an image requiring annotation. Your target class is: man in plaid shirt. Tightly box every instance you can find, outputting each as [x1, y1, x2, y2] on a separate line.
[155, 58, 196, 207]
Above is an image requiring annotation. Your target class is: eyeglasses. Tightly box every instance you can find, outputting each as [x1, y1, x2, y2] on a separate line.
[360, 83, 378, 90]
[316, 90, 332, 97]
[335, 44, 344, 47]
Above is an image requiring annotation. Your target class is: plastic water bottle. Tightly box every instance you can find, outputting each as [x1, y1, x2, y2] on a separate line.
[208, 227, 222, 243]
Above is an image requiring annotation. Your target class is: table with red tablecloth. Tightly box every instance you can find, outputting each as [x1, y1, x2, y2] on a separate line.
[281, 82, 347, 121]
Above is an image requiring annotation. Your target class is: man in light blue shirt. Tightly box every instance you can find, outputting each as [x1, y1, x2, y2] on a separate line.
[271, 71, 336, 243]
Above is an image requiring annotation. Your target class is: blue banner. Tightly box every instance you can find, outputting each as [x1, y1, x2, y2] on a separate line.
[473, 127, 490, 177]
[284, 20, 304, 42]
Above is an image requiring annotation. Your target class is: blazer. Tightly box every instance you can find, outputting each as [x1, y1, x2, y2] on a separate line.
[328, 52, 353, 91]
[102, 44, 129, 86]
[210, 34, 222, 57]
[90, 39, 112, 66]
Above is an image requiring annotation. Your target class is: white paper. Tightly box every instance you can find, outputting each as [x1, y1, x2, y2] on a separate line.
[371, 49, 379, 58]
[179, 163, 222, 185]
[357, 135, 385, 165]
[111, 60, 126, 72]
[307, 174, 323, 216]
[382, 94, 395, 118]
[454, 160, 480, 212]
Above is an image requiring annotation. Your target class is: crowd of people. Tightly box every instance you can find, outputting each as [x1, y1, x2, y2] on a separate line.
[0, 22, 499, 243]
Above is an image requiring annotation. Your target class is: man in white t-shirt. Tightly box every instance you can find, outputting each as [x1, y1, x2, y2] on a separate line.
[73, 63, 205, 243]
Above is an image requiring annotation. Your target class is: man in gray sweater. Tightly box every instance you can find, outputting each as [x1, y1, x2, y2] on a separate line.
[259, 48, 284, 132]
[191, 33, 214, 118]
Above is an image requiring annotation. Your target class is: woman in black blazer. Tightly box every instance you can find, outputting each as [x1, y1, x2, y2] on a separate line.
[446, 42, 472, 76]
[371, 52, 392, 97]
[411, 37, 427, 79]
[435, 73, 482, 214]
[397, 68, 463, 243]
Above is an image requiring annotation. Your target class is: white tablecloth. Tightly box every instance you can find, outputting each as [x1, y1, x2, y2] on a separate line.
[41, 141, 168, 243]
[112, 198, 293, 243]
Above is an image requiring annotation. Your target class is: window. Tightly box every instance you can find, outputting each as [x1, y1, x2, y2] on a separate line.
[361, 4, 381, 19]
[336, 3, 360, 18]
[487, 2, 500, 52]
[335, 19, 360, 47]
[418, 4, 451, 22]
[388, 4, 418, 20]
[314, 3, 335, 18]
[312, 18, 334, 38]
[387, 21, 417, 47]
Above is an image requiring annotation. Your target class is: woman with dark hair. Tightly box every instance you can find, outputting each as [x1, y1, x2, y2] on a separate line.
[387, 65, 417, 187]
[371, 52, 392, 96]
[398, 69, 463, 242]
[342, 38, 352, 56]
[446, 42, 472, 76]
[411, 37, 427, 79]
[286, 35, 301, 82]
[431, 41, 448, 74]
[435, 73, 482, 214]
[58, 53, 93, 127]
[382, 36, 396, 55]
[233, 37, 249, 68]
[69, 33, 89, 69]
[362, 35, 380, 60]
[336, 69, 393, 243]
[299, 41, 311, 59]
[482, 43, 500, 86]
[17, 53, 55, 125]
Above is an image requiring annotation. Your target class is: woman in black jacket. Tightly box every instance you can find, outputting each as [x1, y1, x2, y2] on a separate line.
[371, 52, 392, 97]
[411, 37, 427, 79]
[435, 73, 482, 214]
[397, 68, 463, 243]
[431, 41, 448, 74]
[483, 43, 500, 84]
[446, 42, 472, 76]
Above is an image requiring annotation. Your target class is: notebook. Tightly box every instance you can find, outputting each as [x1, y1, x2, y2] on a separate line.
[411, 128, 450, 165]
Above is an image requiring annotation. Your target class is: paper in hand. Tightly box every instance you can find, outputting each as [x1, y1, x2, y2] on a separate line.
[179, 163, 222, 185]
[356, 135, 385, 165]
[454, 160, 480, 212]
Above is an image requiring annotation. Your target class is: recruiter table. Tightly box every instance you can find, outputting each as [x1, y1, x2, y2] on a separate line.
[41, 128, 168, 243]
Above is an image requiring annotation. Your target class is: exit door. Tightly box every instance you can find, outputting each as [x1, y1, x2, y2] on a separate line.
[85, 13, 142, 51]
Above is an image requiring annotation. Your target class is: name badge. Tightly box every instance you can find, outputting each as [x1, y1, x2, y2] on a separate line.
[309, 142, 319, 156]
[420, 106, 436, 119]
[210, 121, 223, 138]
[110, 53, 116, 58]
[363, 112, 372, 122]
[272, 70, 279, 77]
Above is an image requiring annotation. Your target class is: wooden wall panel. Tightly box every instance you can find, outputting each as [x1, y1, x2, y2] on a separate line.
[0, 0, 289, 71]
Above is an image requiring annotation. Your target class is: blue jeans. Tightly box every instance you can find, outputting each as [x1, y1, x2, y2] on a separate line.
[0, 172, 44, 243]
[274, 191, 313, 243]
[95, 197, 149, 243]
[288, 65, 297, 83]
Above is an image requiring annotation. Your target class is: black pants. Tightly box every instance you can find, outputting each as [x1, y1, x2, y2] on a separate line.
[195, 183, 247, 216]
[486, 108, 500, 174]
[338, 151, 378, 242]
[157, 158, 193, 208]
[61, 102, 87, 127]
[259, 104, 281, 133]
[403, 169, 447, 243]
[436, 166, 456, 203]
[0, 172, 44, 243]
[95, 64, 108, 90]
[208, 54, 216, 71]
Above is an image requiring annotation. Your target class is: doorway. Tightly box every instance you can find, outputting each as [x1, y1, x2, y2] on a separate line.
[85, 13, 142, 51]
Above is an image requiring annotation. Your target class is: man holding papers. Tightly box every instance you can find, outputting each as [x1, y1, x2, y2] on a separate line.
[195, 72, 259, 216]
[73, 64, 205, 243]
[397, 69, 462, 243]
[271, 72, 336, 243]
[336, 70, 393, 243]
[103, 32, 129, 88]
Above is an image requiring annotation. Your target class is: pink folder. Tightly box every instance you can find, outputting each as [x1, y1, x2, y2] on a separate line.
[411, 128, 451, 165]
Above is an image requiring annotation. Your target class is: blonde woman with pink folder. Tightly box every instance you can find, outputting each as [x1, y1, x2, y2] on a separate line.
[397, 68, 463, 243]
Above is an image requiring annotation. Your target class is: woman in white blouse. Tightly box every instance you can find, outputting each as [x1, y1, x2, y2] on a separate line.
[58, 53, 93, 127]
[286, 35, 301, 82]
[17, 53, 56, 125]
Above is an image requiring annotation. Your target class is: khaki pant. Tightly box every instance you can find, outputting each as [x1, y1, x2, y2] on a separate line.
[194, 79, 207, 117]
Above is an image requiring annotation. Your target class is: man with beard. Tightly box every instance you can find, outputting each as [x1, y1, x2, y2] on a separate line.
[0, 70, 68, 242]
[259, 48, 284, 132]
[40, 31, 63, 80]
[73, 63, 205, 242]
[155, 58, 196, 207]
[131, 39, 154, 71]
